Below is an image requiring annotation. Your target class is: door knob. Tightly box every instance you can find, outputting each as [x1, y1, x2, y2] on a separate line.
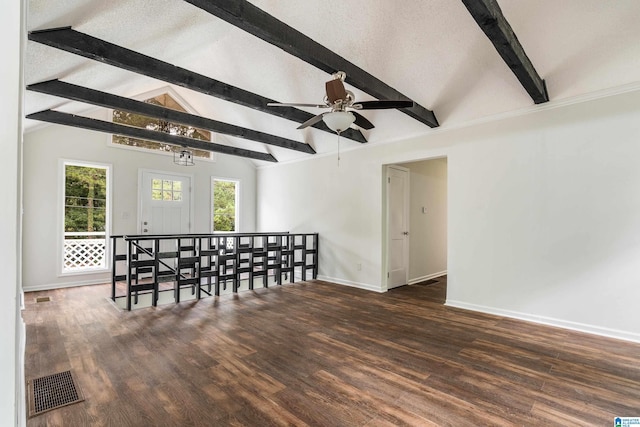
[143, 229, 148, 233]
[403, 231, 409, 235]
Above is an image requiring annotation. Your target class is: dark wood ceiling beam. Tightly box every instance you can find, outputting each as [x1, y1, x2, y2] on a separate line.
[461, 0, 549, 104]
[27, 79, 315, 155]
[183, 0, 439, 128]
[26, 109, 277, 162]
[27, 27, 367, 143]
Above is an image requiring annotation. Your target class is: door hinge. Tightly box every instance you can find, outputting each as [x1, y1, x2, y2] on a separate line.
[387, 272, 390, 278]
[388, 177, 390, 183]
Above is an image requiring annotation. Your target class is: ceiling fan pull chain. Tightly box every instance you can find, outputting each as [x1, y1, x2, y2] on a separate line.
[337, 132, 341, 166]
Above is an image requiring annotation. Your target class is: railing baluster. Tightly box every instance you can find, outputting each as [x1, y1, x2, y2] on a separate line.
[153, 239, 159, 306]
[313, 233, 319, 279]
[111, 236, 117, 301]
[233, 235, 239, 293]
[176, 237, 181, 303]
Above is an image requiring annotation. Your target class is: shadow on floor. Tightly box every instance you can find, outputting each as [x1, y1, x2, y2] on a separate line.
[391, 274, 447, 304]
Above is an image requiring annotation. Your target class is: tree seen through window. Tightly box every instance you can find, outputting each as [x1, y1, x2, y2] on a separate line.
[65, 165, 107, 233]
[112, 93, 212, 158]
[63, 163, 109, 272]
[212, 179, 237, 232]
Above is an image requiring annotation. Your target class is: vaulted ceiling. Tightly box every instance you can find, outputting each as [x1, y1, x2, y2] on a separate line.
[24, 0, 640, 165]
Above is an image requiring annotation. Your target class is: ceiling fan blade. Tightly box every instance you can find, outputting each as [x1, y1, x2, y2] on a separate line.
[296, 113, 325, 129]
[267, 102, 328, 108]
[352, 100, 414, 110]
[352, 112, 375, 130]
[325, 79, 347, 104]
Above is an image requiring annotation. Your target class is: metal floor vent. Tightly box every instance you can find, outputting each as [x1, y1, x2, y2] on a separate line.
[35, 296, 51, 303]
[28, 370, 84, 417]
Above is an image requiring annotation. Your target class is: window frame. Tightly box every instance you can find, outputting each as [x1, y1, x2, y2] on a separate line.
[59, 159, 112, 276]
[211, 177, 240, 233]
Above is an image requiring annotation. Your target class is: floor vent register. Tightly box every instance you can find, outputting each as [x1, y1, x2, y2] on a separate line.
[28, 370, 85, 417]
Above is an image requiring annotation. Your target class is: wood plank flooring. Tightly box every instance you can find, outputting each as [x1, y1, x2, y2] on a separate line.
[23, 277, 640, 426]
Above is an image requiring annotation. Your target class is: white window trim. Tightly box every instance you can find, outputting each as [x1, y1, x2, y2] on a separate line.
[107, 85, 217, 162]
[59, 159, 112, 276]
[211, 176, 241, 233]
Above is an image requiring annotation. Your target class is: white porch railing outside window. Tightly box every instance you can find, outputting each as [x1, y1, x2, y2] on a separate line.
[63, 232, 107, 271]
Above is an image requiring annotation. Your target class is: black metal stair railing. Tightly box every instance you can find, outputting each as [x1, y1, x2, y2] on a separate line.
[111, 232, 319, 310]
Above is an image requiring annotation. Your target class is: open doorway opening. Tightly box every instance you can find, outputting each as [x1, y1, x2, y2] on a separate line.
[385, 157, 448, 296]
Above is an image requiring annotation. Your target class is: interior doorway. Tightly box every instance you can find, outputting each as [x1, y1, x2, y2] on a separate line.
[384, 158, 448, 292]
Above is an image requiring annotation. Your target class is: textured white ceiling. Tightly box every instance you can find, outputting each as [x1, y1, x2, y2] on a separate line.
[24, 0, 640, 164]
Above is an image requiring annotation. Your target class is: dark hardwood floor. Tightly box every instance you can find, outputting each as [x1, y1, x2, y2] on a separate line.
[23, 277, 640, 426]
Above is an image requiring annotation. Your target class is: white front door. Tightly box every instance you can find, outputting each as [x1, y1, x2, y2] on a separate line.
[387, 165, 410, 289]
[139, 171, 191, 235]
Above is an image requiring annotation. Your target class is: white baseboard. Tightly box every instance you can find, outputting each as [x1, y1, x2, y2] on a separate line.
[316, 275, 384, 293]
[446, 300, 640, 344]
[408, 270, 447, 285]
[23, 278, 108, 292]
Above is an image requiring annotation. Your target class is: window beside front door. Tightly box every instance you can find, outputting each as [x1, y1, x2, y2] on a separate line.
[62, 161, 110, 273]
[211, 178, 239, 232]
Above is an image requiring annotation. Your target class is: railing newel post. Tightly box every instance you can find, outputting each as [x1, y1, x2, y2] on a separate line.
[126, 239, 132, 311]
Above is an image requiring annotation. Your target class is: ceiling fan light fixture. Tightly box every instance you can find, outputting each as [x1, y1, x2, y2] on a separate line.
[323, 111, 355, 134]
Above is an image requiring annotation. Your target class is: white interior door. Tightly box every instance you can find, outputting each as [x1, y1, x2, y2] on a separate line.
[387, 165, 410, 289]
[140, 171, 191, 235]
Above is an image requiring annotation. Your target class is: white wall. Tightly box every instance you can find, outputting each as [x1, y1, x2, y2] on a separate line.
[258, 87, 640, 342]
[404, 158, 448, 282]
[22, 120, 257, 290]
[259, 154, 385, 291]
[1, 0, 23, 424]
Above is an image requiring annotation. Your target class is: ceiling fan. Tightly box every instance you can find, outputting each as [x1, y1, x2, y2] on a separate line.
[267, 71, 414, 134]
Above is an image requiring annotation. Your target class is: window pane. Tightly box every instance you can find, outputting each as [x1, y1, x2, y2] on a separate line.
[212, 180, 237, 232]
[65, 196, 79, 207]
[63, 164, 108, 272]
[151, 180, 184, 202]
[65, 207, 88, 232]
[112, 93, 212, 159]
[64, 165, 107, 233]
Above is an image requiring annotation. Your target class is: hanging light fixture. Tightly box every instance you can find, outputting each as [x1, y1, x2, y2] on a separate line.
[173, 149, 195, 166]
[322, 111, 355, 134]
[321, 111, 355, 167]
